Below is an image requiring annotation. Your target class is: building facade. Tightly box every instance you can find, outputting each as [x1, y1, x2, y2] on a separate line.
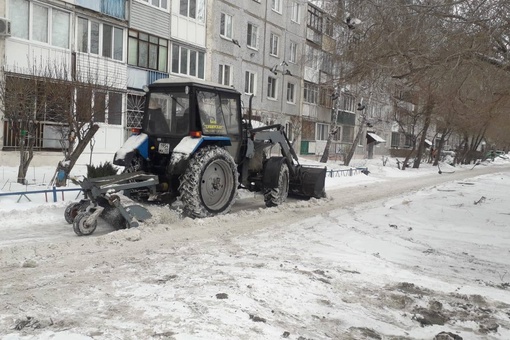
[1, 0, 396, 163]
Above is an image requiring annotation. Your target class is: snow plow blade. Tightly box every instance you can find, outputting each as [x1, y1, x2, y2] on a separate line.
[290, 166, 327, 198]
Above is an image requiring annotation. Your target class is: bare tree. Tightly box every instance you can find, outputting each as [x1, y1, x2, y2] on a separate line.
[0, 74, 41, 183]
[1, 58, 122, 185]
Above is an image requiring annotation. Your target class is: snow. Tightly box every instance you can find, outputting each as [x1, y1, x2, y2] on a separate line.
[113, 133, 148, 160]
[1, 152, 510, 340]
[172, 136, 201, 154]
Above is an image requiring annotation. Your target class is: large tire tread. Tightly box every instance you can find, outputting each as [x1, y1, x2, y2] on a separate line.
[179, 146, 238, 218]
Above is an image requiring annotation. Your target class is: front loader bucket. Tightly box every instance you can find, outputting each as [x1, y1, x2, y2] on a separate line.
[290, 166, 327, 199]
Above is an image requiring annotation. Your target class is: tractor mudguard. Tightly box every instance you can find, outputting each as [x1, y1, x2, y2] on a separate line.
[169, 136, 232, 174]
[263, 157, 286, 188]
[113, 133, 149, 166]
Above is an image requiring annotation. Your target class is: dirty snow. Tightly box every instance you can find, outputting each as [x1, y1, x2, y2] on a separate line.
[0, 153, 510, 340]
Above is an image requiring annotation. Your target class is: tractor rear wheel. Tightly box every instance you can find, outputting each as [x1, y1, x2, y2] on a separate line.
[264, 163, 289, 207]
[180, 146, 238, 218]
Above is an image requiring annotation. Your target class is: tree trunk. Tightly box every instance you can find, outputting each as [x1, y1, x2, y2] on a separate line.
[319, 128, 337, 163]
[320, 95, 340, 163]
[344, 115, 366, 166]
[16, 134, 34, 184]
[54, 124, 99, 187]
[413, 114, 431, 168]
[433, 128, 450, 166]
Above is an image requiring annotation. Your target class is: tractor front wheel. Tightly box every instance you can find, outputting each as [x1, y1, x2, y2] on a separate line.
[179, 146, 238, 218]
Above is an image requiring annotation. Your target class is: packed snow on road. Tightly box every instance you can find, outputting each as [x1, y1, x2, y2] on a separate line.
[1, 155, 510, 340]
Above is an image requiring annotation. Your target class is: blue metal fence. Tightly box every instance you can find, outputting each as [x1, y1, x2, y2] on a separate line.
[0, 167, 368, 203]
[0, 187, 82, 203]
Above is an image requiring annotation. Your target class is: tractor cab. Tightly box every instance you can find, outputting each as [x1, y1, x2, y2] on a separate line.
[144, 78, 243, 159]
[114, 78, 244, 177]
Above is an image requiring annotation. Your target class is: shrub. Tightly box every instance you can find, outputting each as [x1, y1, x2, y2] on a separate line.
[87, 161, 119, 178]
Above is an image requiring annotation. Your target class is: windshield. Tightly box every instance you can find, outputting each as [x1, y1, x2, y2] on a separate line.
[145, 92, 189, 135]
[197, 90, 243, 135]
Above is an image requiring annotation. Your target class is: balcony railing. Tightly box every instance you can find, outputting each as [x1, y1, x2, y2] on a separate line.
[3, 121, 67, 151]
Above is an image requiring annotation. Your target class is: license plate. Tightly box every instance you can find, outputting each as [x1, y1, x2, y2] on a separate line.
[158, 143, 170, 154]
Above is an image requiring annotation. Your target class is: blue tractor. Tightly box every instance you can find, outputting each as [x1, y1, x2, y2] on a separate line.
[113, 77, 326, 218]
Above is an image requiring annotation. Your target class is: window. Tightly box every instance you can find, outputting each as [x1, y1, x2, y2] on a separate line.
[10, 0, 29, 39]
[271, 0, 282, 13]
[245, 71, 256, 95]
[33, 4, 49, 43]
[324, 17, 334, 36]
[303, 83, 318, 104]
[140, 0, 168, 10]
[308, 5, 323, 31]
[342, 126, 354, 143]
[269, 33, 279, 56]
[171, 44, 205, 79]
[316, 123, 329, 141]
[128, 30, 168, 72]
[287, 83, 295, 103]
[75, 88, 122, 125]
[247, 23, 258, 49]
[108, 92, 123, 125]
[285, 122, 293, 141]
[267, 76, 277, 99]
[220, 13, 233, 39]
[179, 0, 205, 22]
[77, 17, 123, 61]
[289, 41, 297, 63]
[391, 132, 400, 148]
[341, 93, 356, 112]
[219, 64, 231, 86]
[291, 2, 300, 23]
[127, 94, 145, 128]
[319, 87, 333, 108]
[10, 0, 70, 48]
[102, 24, 123, 60]
[305, 45, 320, 69]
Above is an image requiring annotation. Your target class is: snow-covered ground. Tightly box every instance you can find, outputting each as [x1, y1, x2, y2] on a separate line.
[1, 154, 510, 340]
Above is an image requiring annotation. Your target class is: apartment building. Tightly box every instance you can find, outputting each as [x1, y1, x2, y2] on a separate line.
[1, 0, 393, 162]
[205, 0, 306, 146]
[2, 0, 129, 161]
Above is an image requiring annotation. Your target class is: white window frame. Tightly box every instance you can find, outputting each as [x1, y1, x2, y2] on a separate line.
[267, 76, 277, 99]
[171, 43, 205, 79]
[247, 23, 258, 49]
[342, 93, 356, 112]
[219, 64, 231, 86]
[77, 17, 124, 61]
[245, 71, 256, 95]
[269, 33, 279, 57]
[291, 2, 300, 23]
[271, 0, 282, 13]
[138, 0, 168, 10]
[220, 12, 233, 40]
[179, 0, 205, 22]
[289, 41, 297, 63]
[304, 83, 318, 104]
[316, 123, 329, 141]
[286, 82, 295, 103]
[10, 0, 71, 49]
